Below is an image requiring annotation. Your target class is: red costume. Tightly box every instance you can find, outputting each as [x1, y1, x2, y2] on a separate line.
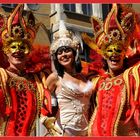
[0, 4, 52, 136]
[83, 4, 140, 136]
[89, 63, 140, 136]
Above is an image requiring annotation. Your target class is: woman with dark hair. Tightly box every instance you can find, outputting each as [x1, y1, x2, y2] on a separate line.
[53, 46, 82, 78]
[46, 20, 93, 136]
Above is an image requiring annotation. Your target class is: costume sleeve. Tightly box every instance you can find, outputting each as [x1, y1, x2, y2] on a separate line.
[0, 79, 6, 118]
[123, 63, 140, 128]
[40, 72, 52, 116]
[0, 68, 11, 119]
[34, 73, 52, 118]
[131, 63, 140, 128]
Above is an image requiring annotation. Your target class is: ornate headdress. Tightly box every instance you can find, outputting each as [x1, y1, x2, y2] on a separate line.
[82, 4, 136, 56]
[51, 20, 83, 60]
[0, 4, 40, 53]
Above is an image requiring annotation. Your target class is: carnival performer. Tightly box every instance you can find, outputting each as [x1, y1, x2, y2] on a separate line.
[0, 4, 58, 136]
[82, 4, 140, 136]
[45, 20, 93, 136]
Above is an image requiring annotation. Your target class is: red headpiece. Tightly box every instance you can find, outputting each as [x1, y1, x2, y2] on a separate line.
[0, 4, 40, 53]
[82, 4, 136, 56]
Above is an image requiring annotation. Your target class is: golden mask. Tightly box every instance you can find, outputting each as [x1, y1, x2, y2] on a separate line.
[104, 43, 125, 59]
[4, 41, 30, 54]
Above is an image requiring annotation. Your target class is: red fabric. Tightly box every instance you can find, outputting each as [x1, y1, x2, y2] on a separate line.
[82, 49, 106, 79]
[97, 85, 122, 136]
[91, 75, 125, 136]
[21, 90, 34, 136]
[26, 44, 51, 74]
[6, 87, 17, 136]
[123, 64, 140, 130]
[97, 89, 103, 135]
[0, 89, 6, 118]
[5, 106, 12, 116]
[41, 88, 52, 116]
[41, 108, 49, 116]
[106, 86, 120, 136]
[5, 80, 38, 136]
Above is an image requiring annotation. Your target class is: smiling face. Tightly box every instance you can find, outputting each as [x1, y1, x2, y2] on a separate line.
[56, 46, 75, 69]
[104, 43, 125, 71]
[6, 40, 30, 68]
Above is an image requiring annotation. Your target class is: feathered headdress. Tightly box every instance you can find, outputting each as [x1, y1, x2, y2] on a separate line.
[51, 20, 83, 60]
[0, 4, 40, 53]
[82, 4, 136, 57]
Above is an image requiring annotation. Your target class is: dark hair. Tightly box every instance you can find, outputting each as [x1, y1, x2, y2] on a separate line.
[53, 46, 82, 78]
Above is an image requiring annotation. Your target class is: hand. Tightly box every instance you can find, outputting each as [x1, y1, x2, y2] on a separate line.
[44, 117, 62, 136]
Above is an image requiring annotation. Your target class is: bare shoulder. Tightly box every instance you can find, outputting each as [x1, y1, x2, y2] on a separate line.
[46, 72, 58, 92]
[47, 72, 58, 82]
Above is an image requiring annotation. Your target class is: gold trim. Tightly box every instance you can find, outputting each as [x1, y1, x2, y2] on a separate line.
[113, 85, 126, 135]
[88, 76, 100, 136]
[91, 76, 100, 92]
[0, 68, 10, 107]
[104, 81, 113, 90]
[114, 78, 123, 85]
[40, 72, 47, 89]
[88, 108, 97, 136]
[90, 16, 103, 39]
[99, 82, 105, 90]
[123, 67, 133, 104]
[132, 64, 140, 101]
[0, 68, 9, 135]
[34, 74, 44, 103]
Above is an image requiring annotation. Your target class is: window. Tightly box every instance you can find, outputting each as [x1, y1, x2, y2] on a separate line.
[26, 4, 40, 11]
[80, 42, 90, 62]
[82, 4, 92, 16]
[1, 4, 17, 8]
[102, 4, 111, 20]
[63, 4, 76, 12]
[1, 4, 17, 12]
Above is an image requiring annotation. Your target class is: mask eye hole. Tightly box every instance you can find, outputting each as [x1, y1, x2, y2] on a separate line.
[116, 49, 122, 53]
[20, 46, 26, 50]
[11, 46, 17, 49]
[107, 49, 113, 52]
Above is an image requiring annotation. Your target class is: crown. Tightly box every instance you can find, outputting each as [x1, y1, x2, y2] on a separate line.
[50, 20, 82, 54]
[0, 4, 40, 53]
[82, 4, 136, 56]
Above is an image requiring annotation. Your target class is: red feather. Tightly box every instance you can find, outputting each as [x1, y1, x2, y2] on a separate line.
[26, 44, 51, 74]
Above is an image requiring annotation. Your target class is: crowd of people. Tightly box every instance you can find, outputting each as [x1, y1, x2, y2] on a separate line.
[0, 3, 139, 136]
